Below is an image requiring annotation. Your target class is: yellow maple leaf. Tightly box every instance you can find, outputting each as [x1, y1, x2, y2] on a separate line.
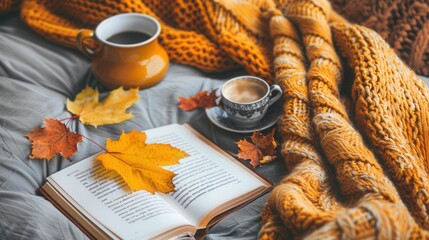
[96, 130, 189, 193]
[66, 86, 140, 127]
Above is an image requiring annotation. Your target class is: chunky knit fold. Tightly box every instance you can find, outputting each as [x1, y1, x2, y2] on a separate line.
[331, 0, 429, 76]
[17, 0, 276, 81]
[260, 0, 429, 238]
[0, 0, 427, 76]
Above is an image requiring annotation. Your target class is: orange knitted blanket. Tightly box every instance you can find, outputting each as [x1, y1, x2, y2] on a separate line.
[3, 0, 429, 238]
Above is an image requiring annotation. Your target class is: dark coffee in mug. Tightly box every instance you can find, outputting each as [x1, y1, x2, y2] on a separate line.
[222, 78, 267, 103]
[107, 31, 151, 44]
[77, 13, 169, 89]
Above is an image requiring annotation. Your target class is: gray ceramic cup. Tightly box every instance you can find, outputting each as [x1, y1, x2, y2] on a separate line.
[221, 76, 283, 128]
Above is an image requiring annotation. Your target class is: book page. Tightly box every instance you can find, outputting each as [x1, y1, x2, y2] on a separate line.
[144, 124, 266, 227]
[48, 158, 194, 240]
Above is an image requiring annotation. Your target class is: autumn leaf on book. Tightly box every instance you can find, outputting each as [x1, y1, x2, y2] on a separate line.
[236, 129, 277, 168]
[96, 130, 189, 193]
[26, 118, 83, 160]
[178, 89, 218, 111]
[66, 86, 140, 127]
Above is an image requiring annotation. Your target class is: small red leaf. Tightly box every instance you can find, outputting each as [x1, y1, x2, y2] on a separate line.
[251, 129, 277, 156]
[236, 129, 278, 168]
[26, 118, 83, 160]
[178, 89, 218, 111]
[199, 89, 218, 108]
[236, 139, 262, 168]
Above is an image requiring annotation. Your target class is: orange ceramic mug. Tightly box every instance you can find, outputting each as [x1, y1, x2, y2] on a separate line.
[76, 13, 169, 89]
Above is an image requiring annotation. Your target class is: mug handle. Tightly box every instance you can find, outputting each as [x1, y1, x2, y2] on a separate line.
[267, 84, 283, 107]
[76, 29, 99, 59]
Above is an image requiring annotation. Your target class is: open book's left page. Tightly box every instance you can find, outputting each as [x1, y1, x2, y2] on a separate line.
[47, 157, 195, 240]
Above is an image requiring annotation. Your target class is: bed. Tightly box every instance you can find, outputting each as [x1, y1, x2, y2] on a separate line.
[0, 13, 287, 239]
[2, 3, 429, 239]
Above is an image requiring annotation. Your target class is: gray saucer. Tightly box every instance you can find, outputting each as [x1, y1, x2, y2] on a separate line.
[205, 104, 282, 133]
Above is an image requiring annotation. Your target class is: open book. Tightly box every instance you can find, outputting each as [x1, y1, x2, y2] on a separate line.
[40, 124, 272, 239]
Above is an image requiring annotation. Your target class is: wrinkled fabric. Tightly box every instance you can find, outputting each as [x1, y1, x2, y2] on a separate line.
[0, 15, 286, 239]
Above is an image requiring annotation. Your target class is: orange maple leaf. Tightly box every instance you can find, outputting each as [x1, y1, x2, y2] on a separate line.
[26, 118, 83, 160]
[251, 130, 277, 156]
[236, 139, 261, 167]
[236, 129, 277, 167]
[96, 130, 189, 193]
[178, 89, 218, 111]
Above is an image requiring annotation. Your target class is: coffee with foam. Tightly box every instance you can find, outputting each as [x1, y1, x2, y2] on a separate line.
[222, 78, 267, 103]
[220, 76, 283, 128]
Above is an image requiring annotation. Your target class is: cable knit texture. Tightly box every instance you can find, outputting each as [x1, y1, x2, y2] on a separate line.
[331, 0, 429, 76]
[260, 0, 429, 238]
[2, 0, 429, 238]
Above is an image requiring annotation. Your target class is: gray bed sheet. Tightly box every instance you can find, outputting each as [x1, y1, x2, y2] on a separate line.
[0, 14, 286, 239]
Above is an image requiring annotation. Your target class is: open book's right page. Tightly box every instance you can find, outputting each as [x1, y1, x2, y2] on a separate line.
[146, 124, 268, 228]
